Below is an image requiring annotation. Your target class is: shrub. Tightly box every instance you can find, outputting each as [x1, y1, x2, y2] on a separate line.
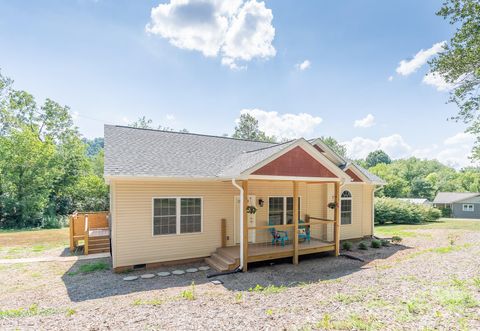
[391, 236, 402, 244]
[342, 241, 353, 251]
[41, 215, 68, 229]
[374, 198, 442, 224]
[381, 239, 389, 247]
[358, 242, 368, 250]
[371, 239, 381, 248]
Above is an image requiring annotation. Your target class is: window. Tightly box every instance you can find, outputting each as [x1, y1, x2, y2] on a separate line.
[269, 197, 301, 225]
[341, 190, 352, 225]
[153, 197, 202, 235]
[462, 204, 474, 212]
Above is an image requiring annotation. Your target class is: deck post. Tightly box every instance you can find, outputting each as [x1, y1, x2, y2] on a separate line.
[221, 218, 227, 248]
[242, 180, 249, 272]
[334, 182, 340, 256]
[69, 215, 75, 252]
[293, 181, 299, 265]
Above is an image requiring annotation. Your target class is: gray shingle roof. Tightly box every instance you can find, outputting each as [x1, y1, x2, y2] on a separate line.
[104, 125, 275, 178]
[104, 125, 386, 184]
[433, 192, 480, 204]
[353, 163, 387, 184]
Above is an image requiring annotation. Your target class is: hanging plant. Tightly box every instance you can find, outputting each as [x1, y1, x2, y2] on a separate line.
[328, 202, 337, 209]
[246, 205, 257, 214]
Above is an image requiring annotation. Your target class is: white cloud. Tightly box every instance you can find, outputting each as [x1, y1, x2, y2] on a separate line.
[239, 108, 322, 139]
[396, 41, 446, 76]
[344, 131, 476, 169]
[296, 60, 311, 71]
[354, 114, 376, 128]
[121, 116, 130, 124]
[343, 134, 412, 160]
[388, 76, 394, 82]
[422, 72, 454, 92]
[165, 114, 176, 121]
[146, 0, 275, 69]
[444, 132, 474, 146]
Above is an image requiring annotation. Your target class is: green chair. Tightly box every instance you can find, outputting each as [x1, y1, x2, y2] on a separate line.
[298, 219, 311, 243]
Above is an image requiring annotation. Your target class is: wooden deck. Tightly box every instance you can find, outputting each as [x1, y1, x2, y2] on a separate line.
[219, 239, 335, 264]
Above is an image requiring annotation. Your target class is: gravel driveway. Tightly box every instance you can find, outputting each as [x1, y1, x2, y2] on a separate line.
[0, 226, 479, 330]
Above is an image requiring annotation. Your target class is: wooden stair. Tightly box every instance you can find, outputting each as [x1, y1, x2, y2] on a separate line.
[205, 248, 239, 272]
[87, 235, 110, 254]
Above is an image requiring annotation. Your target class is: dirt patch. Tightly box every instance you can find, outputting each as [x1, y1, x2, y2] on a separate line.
[0, 228, 70, 259]
[0, 226, 479, 330]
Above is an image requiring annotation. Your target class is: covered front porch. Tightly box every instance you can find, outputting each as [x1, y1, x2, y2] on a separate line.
[208, 178, 342, 272]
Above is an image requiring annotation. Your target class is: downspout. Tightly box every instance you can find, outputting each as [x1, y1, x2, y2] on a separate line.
[231, 179, 244, 270]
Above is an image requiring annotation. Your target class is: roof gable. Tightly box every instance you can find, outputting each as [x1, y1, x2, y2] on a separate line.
[252, 146, 338, 178]
[345, 168, 363, 182]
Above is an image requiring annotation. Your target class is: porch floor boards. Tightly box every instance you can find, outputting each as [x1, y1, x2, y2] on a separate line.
[206, 239, 335, 271]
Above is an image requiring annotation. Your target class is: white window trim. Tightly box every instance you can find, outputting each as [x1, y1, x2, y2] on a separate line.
[267, 196, 302, 225]
[152, 197, 203, 236]
[462, 203, 474, 212]
[340, 191, 353, 226]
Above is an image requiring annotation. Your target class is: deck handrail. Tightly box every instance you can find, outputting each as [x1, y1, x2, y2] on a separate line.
[247, 224, 295, 230]
[84, 214, 89, 255]
[308, 216, 335, 223]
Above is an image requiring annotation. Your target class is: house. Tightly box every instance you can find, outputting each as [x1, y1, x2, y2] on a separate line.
[433, 192, 480, 219]
[398, 198, 430, 205]
[104, 125, 385, 272]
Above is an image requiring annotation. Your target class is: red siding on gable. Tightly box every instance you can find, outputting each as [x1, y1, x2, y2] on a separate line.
[345, 169, 363, 182]
[313, 144, 324, 153]
[252, 146, 338, 178]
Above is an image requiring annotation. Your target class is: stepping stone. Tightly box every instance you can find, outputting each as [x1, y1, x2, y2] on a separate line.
[186, 268, 198, 273]
[123, 276, 139, 281]
[157, 271, 171, 277]
[210, 279, 223, 285]
[198, 266, 210, 271]
[141, 273, 156, 279]
[172, 270, 185, 275]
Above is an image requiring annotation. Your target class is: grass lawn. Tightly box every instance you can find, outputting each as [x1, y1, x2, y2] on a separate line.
[375, 218, 480, 238]
[0, 228, 69, 259]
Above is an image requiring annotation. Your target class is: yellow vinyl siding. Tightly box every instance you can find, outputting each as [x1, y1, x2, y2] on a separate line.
[111, 179, 376, 268]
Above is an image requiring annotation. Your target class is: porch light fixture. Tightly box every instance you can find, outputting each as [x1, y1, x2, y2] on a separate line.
[258, 198, 264, 207]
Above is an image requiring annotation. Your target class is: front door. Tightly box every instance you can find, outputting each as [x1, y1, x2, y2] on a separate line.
[234, 195, 256, 244]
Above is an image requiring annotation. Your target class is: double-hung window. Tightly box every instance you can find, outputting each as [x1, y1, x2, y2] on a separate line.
[268, 197, 301, 225]
[341, 190, 352, 225]
[153, 197, 202, 235]
[462, 204, 474, 212]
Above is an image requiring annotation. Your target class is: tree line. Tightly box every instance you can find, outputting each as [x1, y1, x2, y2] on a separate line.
[0, 71, 108, 229]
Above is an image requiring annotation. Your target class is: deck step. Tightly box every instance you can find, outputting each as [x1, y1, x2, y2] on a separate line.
[210, 252, 236, 266]
[205, 257, 229, 272]
[88, 247, 110, 254]
[205, 248, 240, 272]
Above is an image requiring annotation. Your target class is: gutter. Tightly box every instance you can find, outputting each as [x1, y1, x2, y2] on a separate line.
[231, 179, 244, 271]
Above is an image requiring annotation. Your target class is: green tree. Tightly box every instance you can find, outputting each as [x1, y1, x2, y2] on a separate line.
[232, 113, 276, 142]
[0, 69, 109, 228]
[365, 150, 391, 168]
[320, 136, 347, 158]
[429, 0, 480, 158]
[410, 178, 435, 199]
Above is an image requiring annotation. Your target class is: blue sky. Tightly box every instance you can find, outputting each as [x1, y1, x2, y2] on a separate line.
[0, 0, 475, 168]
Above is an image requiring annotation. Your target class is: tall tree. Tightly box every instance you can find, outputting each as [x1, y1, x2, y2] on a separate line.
[429, 0, 480, 158]
[232, 113, 276, 142]
[365, 150, 391, 168]
[321, 136, 347, 158]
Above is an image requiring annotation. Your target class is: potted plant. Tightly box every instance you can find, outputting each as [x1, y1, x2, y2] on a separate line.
[327, 202, 337, 209]
[246, 206, 257, 214]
